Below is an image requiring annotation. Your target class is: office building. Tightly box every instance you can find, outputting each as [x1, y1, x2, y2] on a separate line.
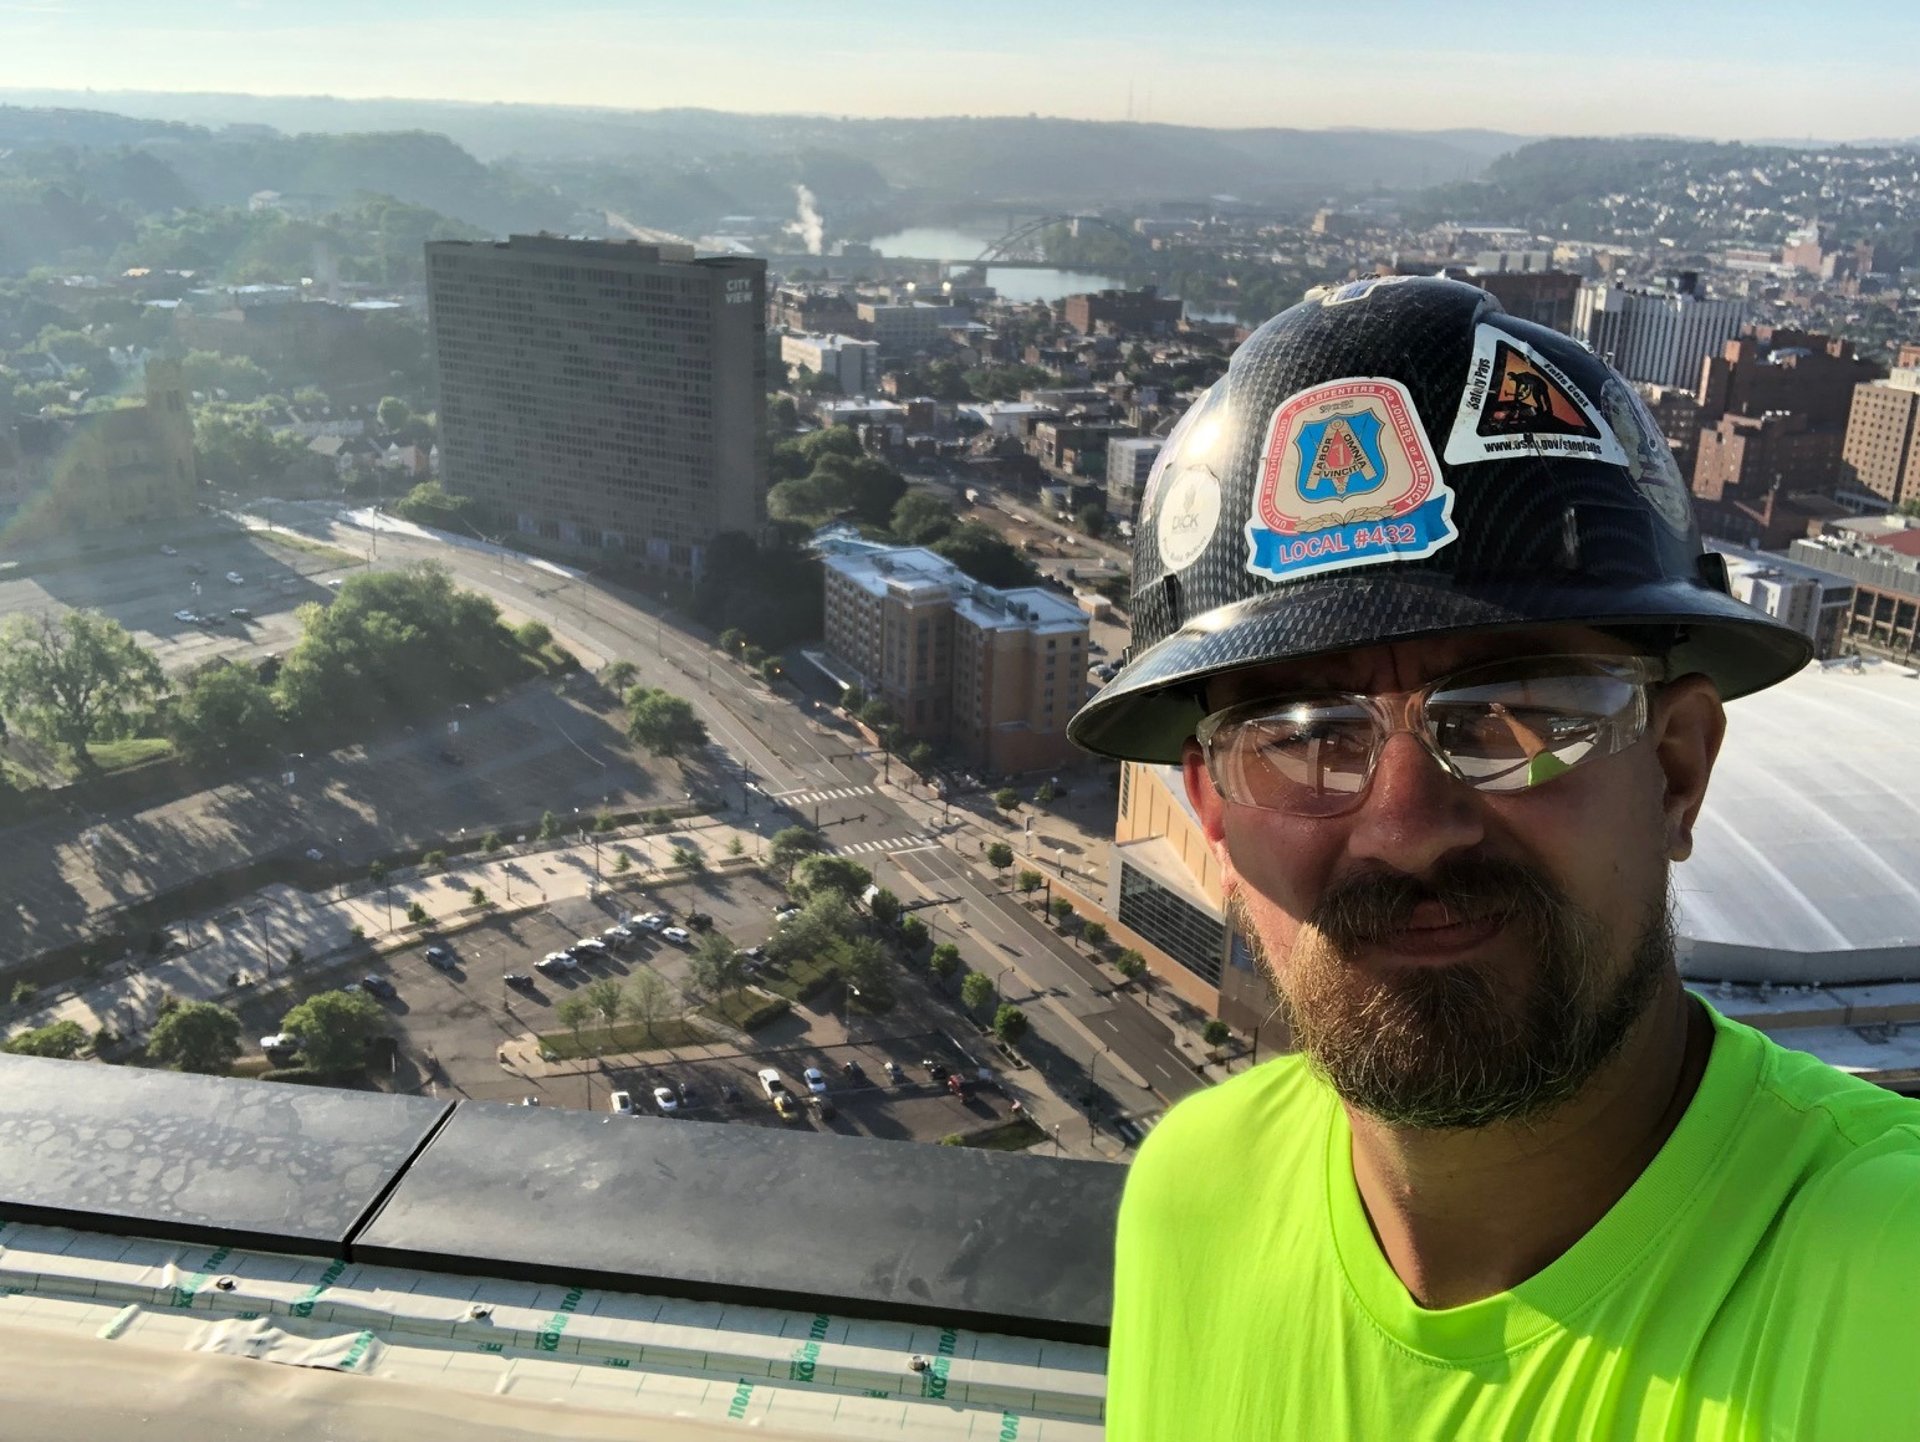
[1106, 437, 1162, 517]
[1711, 540, 1853, 658]
[1572, 275, 1744, 388]
[1474, 269, 1580, 334]
[1840, 369, 1920, 511]
[427, 234, 766, 575]
[1061, 287, 1183, 337]
[1792, 515, 1920, 662]
[817, 539, 1088, 774]
[780, 331, 879, 396]
[855, 301, 962, 358]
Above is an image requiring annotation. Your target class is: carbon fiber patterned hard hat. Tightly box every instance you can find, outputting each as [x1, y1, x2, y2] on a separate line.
[1067, 275, 1812, 763]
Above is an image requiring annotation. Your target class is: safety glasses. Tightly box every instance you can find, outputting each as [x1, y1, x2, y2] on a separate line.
[1195, 654, 1669, 817]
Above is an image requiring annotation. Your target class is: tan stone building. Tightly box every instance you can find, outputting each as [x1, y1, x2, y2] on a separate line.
[818, 540, 1088, 774]
[1840, 370, 1920, 511]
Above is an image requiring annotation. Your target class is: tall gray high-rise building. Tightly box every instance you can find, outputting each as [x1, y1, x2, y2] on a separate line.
[1573, 274, 1744, 390]
[427, 234, 766, 574]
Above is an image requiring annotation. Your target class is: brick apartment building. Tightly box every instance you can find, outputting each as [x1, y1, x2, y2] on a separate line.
[1840, 368, 1920, 511]
[1061, 287, 1183, 336]
[817, 539, 1089, 774]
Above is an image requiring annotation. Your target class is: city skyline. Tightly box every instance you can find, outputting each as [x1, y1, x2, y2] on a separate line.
[5, 0, 1920, 140]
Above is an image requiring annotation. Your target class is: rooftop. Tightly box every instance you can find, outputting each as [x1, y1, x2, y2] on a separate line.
[817, 540, 1088, 635]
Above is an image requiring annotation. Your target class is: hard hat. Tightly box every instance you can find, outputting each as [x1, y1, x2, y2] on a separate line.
[1067, 276, 1811, 763]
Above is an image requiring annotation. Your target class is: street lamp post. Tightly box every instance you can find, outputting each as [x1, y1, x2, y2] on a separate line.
[846, 985, 861, 1047]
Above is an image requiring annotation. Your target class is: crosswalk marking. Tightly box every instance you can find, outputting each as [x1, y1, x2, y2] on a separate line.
[831, 834, 936, 856]
[773, 784, 876, 806]
[1113, 1113, 1163, 1147]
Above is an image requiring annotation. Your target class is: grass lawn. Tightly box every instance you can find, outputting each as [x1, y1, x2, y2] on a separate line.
[80, 736, 175, 774]
[761, 954, 841, 1005]
[699, 987, 792, 1033]
[961, 1117, 1049, 1152]
[538, 1017, 712, 1060]
[260, 532, 364, 569]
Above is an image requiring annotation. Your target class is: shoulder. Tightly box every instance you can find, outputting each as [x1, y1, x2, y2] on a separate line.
[1122, 1055, 1327, 1219]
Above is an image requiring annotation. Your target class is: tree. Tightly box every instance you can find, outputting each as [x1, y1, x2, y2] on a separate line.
[624, 968, 673, 1037]
[602, 659, 638, 692]
[905, 740, 934, 772]
[718, 628, 746, 656]
[1017, 869, 1044, 897]
[423, 849, 447, 869]
[841, 935, 892, 1007]
[726, 835, 744, 857]
[858, 698, 895, 729]
[0, 610, 165, 771]
[513, 618, 553, 651]
[932, 522, 1038, 588]
[993, 1004, 1030, 1047]
[1034, 779, 1058, 805]
[279, 990, 385, 1074]
[2, 1019, 86, 1059]
[890, 491, 957, 546]
[406, 900, 429, 926]
[1202, 1019, 1233, 1048]
[671, 842, 706, 874]
[1048, 897, 1075, 924]
[898, 915, 929, 952]
[538, 810, 560, 840]
[794, 853, 871, 901]
[482, 831, 503, 854]
[1114, 948, 1147, 981]
[168, 661, 281, 762]
[146, 1002, 241, 1074]
[583, 977, 624, 1035]
[961, 972, 995, 1015]
[368, 859, 389, 885]
[867, 887, 902, 926]
[766, 892, 857, 969]
[985, 841, 1014, 875]
[613, 850, 632, 874]
[929, 943, 962, 988]
[1077, 504, 1108, 539]
[690, 933, 746, 996]
[595, 812, 616, 833]
[994, 788, 1020, 812]
[469, 885, 488, 907]
[1083, 921, 1109, 949]
[839, 684, 866, 712]
[760, 657, 784, 685]
[377, 395, 412, 432]
[555, 995, 593, 1051]
[626, 686, 708, 758]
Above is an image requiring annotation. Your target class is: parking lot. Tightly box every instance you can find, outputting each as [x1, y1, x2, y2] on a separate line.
[231, 872, 1033, 1146]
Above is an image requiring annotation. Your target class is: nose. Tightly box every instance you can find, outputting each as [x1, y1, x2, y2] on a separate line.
[1344, 730, 1486, 876]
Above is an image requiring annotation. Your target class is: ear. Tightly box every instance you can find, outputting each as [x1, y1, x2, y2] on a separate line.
[1651, 675, 1725, 862]
[1182, 738, 1231, 858]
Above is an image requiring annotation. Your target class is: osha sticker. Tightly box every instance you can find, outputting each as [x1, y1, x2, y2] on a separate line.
[1246, 376, 1457, 581]
[1445, 325, 1627, 467]
[1155, 466, 1222, 571]
[1313, 275, 1417, 307]
[1598, 378, 1695, 535]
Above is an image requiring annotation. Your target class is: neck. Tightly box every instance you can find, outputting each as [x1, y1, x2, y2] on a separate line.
[1343, 979, 1712, 1310]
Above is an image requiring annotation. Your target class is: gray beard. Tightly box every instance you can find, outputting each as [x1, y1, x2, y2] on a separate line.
[1230, 858, 1674, 1131]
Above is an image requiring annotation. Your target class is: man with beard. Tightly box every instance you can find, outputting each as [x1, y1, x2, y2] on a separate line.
[1067, 277, 1920, 1440]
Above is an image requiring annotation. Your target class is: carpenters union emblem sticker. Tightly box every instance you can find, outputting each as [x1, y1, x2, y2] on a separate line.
[1245, 376, 1458, 581]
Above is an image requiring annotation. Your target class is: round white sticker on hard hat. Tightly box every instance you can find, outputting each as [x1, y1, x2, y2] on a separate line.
[1156, 466, 1223, 572]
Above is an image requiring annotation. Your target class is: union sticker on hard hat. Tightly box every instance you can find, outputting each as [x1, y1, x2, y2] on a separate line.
[1245, 376, 1458, 582]
[1444, 325, 1628, 467]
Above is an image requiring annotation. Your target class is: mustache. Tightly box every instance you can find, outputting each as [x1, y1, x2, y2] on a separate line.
[1309, 855, 1568, 952]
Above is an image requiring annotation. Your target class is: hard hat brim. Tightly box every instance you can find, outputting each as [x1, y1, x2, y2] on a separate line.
[1066, 573, 1813, 764]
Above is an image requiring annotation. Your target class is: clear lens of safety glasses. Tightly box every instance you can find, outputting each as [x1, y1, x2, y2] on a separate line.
[1196, 655, 1666, 816]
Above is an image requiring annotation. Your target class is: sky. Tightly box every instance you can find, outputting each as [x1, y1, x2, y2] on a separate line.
[4, 0, 1920, 139]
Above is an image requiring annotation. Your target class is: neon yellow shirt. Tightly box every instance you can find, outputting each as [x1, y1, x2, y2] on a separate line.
[1109, 1004, 1920, 1441]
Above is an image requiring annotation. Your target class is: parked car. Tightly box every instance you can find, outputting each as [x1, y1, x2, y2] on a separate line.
[684, 910, 713, 930]
[924, 1060, 950, 1082]
[660, 926, 692, 945]
[569, 938, 609, 958]
[634, 913, 668, 933]
[803, 1067, 829, 1097]
[603, 924, 635, 943]
[535, 951, 577, 972]
[653, 1086, 679, 1115]
[757, 1067, 789, 1101]
[260, 1032, 299, 1053]
[424, 944, 454, 968]
[200, 613, 226, 626]
[229, 607, 252, 620]
[159, 544, 178, 556]
[742, 944, 765, 959]
[773, 902, 802, 919]
[609, 1090, 635, 1116]
[359, 975, 396, 999]
[884, 1060, 904, 1083]
[807, 1094, 836, 1121]
[502, 971, 533, 988]
[225, 571, 245, 584]
[843, 1060, 866, 1082]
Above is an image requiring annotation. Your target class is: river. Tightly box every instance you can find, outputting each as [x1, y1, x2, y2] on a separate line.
[866, 225, 1239, 322]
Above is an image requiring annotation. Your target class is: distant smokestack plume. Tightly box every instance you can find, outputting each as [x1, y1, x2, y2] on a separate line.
[787, 185, 825, 256]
